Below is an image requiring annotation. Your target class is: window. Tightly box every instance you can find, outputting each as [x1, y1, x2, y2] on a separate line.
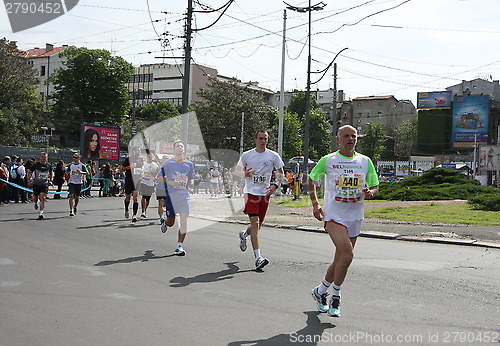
[40, 65, 46, 76]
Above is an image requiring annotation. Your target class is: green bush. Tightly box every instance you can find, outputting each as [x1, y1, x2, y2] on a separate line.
[376, 168, 498, 202]
[468, 194, 500, 211]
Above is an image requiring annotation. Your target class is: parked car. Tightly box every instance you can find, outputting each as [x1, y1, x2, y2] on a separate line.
[285, 156, 316, 170]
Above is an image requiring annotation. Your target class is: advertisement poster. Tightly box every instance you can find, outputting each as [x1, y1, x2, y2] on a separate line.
[417, 91, 452, 109]
[81, 125, 120, 160]
[156, 142, 200, 157]
[452, 95, 489, 148]
[478, 145, 499, 172]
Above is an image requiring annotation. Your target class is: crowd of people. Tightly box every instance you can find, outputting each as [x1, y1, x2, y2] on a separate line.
[0, 126, 380, 318]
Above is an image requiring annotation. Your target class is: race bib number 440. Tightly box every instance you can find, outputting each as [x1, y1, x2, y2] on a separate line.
[335, 175, 364, 202]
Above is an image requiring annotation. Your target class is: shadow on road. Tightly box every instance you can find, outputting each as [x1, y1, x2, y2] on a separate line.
[94, 249, 174, 266]
[169, 261, 255, 287]
[228, 311, 335, 345]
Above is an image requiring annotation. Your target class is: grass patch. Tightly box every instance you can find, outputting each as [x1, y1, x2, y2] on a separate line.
[365, 204, 500, 226]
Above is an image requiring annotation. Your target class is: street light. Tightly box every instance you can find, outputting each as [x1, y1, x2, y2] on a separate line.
[285, 1, 326, 174]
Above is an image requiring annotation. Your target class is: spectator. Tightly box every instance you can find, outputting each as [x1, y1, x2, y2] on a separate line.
[53, 160, 65, 200]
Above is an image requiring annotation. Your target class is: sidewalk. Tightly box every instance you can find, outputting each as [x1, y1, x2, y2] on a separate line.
[190, 194, 500, 249]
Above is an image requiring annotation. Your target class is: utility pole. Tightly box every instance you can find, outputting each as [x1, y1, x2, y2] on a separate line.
[278, 9, 287, 158]
[331, 63, 338, 151]
[286, 1, 326, 175]
[181, 0, 193, 144]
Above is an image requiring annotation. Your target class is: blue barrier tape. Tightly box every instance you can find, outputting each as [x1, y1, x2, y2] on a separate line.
[0, 179, 91, 194]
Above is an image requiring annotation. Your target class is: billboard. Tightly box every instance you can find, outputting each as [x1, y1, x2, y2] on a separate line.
[417, 91, 452, 109]
[81, 125, 120, 160]
[452, 95, 489, 148]
[478, 145, 499, 172]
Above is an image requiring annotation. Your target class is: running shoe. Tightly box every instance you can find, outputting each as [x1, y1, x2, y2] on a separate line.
[159, 216, 165, 225]
[174, 247, 186, 256]
[141, 212, 146, 218]
[311, 287, 329, 313]
[132, 216, 138, 223]
[34, 202, 38, 210]
[125, 210, 129, 219]
[73, 207, 77, 215]
[239, 230, 247, 252]
[255, 257, 269, 270]
[69, 211, 75, 217]
[328, 295, 341, 317]
[160, 218, 168, 233]
[37, 214, 44, 220]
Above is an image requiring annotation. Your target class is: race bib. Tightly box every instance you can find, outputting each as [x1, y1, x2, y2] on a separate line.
[252, 174, 267, 185]
[335, 175, 364, 202]
[173, 175, 188, 189]
[133, 167, 142, 175]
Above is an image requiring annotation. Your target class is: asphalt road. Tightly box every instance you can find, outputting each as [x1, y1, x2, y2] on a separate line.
[1, 196, 499, 346]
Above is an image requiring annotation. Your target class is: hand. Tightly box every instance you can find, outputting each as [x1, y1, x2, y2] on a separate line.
[244, 168, 255, 178]
[266, 184, 277, 197]
[363, 187, 374, 199]
[312, 205, 324, 221]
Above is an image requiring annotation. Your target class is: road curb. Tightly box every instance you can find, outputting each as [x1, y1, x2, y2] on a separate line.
[191, 214, 500, 249]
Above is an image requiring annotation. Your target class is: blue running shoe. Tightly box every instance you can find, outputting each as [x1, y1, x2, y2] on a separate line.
[328, 295, 341, 317]
[311, 287, 328, 313]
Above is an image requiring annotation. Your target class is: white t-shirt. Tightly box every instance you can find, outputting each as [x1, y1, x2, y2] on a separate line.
[237, 148, 284, 196]
[309, 151, 379, 221]
[209, 169, 220, 184]
[141, 161, 158, 187]
[67, 162, 87, 185]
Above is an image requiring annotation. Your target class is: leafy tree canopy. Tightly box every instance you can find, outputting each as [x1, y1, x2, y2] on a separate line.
[393, 114, 418, 159]
[287, 93, 319, 121]
[49, 47, 133, 138]
[0, 38, 43, 145]
[358, 123, 386, 161]
[192, 77, 277, 153]
[134, 100, 180, 121]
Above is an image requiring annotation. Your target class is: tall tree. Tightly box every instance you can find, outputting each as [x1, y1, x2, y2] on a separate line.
[393, 115, 418, 159]
[0, 38, 43, 145]
[192, 77, 276, 153]
[49, 47, 133, 140]
[358, 123, 386, 161]
[286, 92, 332, 160]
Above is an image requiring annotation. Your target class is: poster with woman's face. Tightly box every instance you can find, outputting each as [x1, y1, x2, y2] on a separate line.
[81, 125, 120, 160]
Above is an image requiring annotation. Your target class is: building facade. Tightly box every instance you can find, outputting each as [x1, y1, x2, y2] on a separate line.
[23, 43, 70, 104]
[350, 95, 416, 135]
[127, 63, 218, 107]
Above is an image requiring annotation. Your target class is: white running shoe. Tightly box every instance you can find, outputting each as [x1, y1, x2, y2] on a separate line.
[255, 257, 269, 270]
[239, 230, 247, 252]
[174, 247, 186, 256]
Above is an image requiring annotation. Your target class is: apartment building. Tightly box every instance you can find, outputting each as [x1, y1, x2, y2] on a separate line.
[351, 95, 416, 135]
[127, 63, 218, 107]
[22, 43, 70, 103]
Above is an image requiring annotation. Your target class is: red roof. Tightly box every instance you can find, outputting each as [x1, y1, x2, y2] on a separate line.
[22, 45, 69, 58]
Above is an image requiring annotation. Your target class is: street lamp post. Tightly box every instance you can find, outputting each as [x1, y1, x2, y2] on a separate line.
[285, 1, 326, 174]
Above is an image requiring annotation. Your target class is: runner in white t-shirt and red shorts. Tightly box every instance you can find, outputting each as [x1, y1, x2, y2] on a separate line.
[308, 125, 379, 318]
[236, 129, 284, 270]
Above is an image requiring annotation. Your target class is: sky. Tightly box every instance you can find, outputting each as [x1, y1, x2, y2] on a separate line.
[2, 0, 500, 106]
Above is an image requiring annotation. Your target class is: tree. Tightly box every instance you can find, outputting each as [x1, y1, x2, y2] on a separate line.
[393, 115, 418, 159]
[358, 123, 386, 161]
[286, 93, 332, 160]
[134, 100, 180, 121]
[0, 38, 43, 146]
[192, 77, 276, 153]
[49, 47, 133, 140]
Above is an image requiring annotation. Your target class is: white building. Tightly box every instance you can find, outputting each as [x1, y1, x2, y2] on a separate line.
[22, 43, 70, 103]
